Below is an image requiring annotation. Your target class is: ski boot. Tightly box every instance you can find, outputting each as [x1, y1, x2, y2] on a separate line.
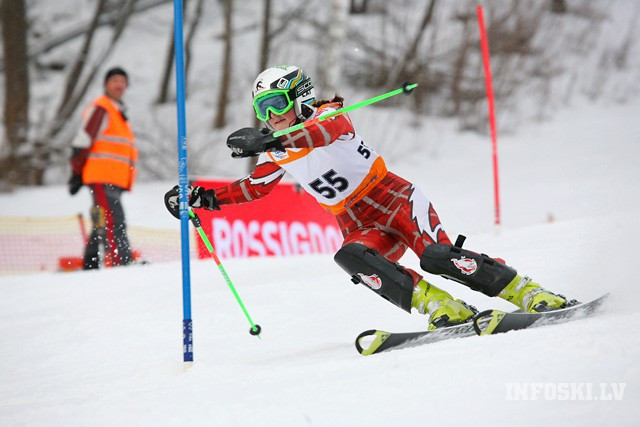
[412, 280, 477, 330]
[499, 275, 573, 313]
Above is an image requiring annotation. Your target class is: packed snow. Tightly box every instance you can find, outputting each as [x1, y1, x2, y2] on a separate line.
[2, 0, 640, 424]
[1, 95, 639, 425]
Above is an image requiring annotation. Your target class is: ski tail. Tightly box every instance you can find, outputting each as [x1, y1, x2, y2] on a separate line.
[355, 330, 391, 356]
[355, 322, 479, 355]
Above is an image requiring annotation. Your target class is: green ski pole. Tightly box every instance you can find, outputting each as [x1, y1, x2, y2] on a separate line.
[272, 82, 418, 138]
[189, 209, 262, 337]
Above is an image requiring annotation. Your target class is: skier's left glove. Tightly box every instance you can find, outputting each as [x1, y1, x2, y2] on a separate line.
[164, 185, 220, 219]
[226, 127, 283, 158]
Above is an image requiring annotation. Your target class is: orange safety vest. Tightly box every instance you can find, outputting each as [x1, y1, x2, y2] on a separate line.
[82, 95, 137, 190]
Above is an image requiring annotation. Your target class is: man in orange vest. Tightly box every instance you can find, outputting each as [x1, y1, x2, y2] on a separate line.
[68, 67, 138, 270]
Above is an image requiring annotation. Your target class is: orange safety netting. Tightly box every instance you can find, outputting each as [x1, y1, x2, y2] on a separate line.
[0, 214, 195, 275]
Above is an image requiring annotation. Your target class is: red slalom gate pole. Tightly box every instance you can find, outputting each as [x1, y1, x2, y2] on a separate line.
[477, 4, 501, 231]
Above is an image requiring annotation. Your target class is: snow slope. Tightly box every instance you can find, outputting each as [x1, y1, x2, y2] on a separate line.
[1, 93, 639, 425]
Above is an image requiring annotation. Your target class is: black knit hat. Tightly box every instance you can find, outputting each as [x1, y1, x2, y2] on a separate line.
[104, 67, 128, 84]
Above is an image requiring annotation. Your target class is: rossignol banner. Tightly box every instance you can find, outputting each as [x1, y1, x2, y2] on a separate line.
[193, 179, 343, 259]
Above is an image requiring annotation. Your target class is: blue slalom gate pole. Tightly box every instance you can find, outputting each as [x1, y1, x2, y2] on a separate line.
[173, 0, 193, 364]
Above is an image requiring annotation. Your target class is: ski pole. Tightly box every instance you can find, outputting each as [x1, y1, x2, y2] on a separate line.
[272, 82, 418, 138]
[188, 209, 262, 337]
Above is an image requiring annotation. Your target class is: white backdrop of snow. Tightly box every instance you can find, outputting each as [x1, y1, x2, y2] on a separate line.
[1, 92, 639, 427]
[2, 1, 640, 425]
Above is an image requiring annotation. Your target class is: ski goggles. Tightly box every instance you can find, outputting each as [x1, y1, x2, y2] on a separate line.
[253, 90, 294, 122]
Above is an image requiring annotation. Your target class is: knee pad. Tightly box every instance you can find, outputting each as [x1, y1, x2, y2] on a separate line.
[334, 243, 414, 313]
[420, 241, 517, 297]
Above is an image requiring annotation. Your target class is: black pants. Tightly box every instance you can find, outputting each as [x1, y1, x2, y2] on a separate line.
[84, 184, 132, 269]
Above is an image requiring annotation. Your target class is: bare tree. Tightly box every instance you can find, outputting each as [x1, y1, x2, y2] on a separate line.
[322, 0, 350, 95]
[213, 0, 233, 129]
[184, 0, 205, 86]
[551, 0, 567, 14]
[30, 0, 139, 185]
[0, 0, 174, 73]
[156, 19, 177, 104]
[253, 0, 272, 130]
[57, 0, 109, 115]
[450, 8, 472, 117]
[0, 0, 30, 190]
[350, 0, 369, 14]
[388, 0, 436, 86]
[247, 0, 273, 173]
[156, 0, 204, 103]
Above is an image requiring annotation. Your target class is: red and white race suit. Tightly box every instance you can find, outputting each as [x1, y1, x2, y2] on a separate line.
[213, 102, 452, 286]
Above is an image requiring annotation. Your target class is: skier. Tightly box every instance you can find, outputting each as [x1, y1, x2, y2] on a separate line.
[164, 65, 573, 330]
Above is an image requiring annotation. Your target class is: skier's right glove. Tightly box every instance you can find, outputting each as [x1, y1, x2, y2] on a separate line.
[226, 127, 283, 158]
[164, 185, 220, 219]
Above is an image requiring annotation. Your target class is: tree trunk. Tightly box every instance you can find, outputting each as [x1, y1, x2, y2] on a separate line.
[248, 0, 272, 172]
[350, 0, 369, 14]
[451, 13, 471, 116]
[185, 0, 205, 88]
[213, 0, 233, 129]
[57, 0, 108, 115]
[323, 0, 349, 95]
[0, 0, 30, 190]
[389, 0, 436, 86]
[253, 0, 272, 130]
[156, 26, 176, 104]
[156, 0, 199, 103]
[551, 0, 567, 14]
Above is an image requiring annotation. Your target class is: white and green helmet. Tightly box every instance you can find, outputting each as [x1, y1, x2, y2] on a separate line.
[252, 65, 316, 126]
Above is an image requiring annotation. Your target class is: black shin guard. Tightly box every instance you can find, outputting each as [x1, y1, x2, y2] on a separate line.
[334, 243, 414, 313]
[420, 242, 517, 297]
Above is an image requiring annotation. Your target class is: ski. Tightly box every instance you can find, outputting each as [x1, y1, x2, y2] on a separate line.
[355, 320, 484, 356]
[472, 293, 609, 336]
[355, 294, 609, 356]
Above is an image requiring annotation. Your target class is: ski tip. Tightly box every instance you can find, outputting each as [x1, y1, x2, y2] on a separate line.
[565, 292, 610, 311]
[585, 292, 611, 312]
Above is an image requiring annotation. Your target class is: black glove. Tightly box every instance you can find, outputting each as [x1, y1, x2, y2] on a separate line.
[226, 127, 283, 158]
[164, 185, 220, 219]
[189, 186, 220, 210]
[68, 173, 83, 195]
